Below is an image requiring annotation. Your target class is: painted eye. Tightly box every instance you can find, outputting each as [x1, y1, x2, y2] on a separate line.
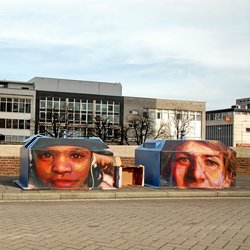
[177, 157, 190, 164]
[39, 152, 53, 159]
[71, 153, 83, 159]
[206, 159, 218, 168]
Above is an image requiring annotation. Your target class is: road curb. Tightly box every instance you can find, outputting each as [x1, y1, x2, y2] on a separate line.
[1, 190, 250, 201]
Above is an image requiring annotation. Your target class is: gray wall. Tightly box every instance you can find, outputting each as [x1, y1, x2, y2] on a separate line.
[29, 77, 122, 97]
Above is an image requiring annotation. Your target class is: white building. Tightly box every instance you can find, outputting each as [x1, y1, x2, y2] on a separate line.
[0, 80, 36, 142]
[206, 98, 250, 147]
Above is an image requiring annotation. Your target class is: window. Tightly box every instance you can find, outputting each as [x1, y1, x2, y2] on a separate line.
[40, 100, 46, 109]
[54, 100, 59, 110]
[6, 119, 12, 128]
[25, 120, 30, 129]
[25, 102, 31, 113]
[7, 98, 12, 112]
[60, 113, 65, 122]
[68, 101, 74, 110]
[81, 114, 87, 123]
[13, 119, 18, 129]
[114, 115, 120, 124]
[0, 119, 5, 128]
[157, 112, 162, 119]
[75, 101, 80, 111]
[81, 103, 87, 111]
[190, 113, 195, 120]
[130, 110, 138, 115]
[108, 104, 113, 112]
[47, 99, 52, 109]
[114, 104, 120, 113]
[87, 114, 93, 124]
[196, 113, 201, 121]
[40, 112, 46, 120]
[60, 100, 65, 110]
[19, 120, 24, 129]
[19, 100, 25, 112]
[101, 103, 107, 112]
[0, 98, 6, 112]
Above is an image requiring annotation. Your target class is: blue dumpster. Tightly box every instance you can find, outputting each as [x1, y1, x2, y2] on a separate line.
[135, 140, 236, 189]
[135, 140, 166, 188]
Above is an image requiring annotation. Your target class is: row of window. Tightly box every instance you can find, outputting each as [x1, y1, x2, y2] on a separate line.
[40, 97, 120, 113]
[40, 126, 120, 139]
[4, 135, 29, 142]
[206, 112, 232, 121]
[0, 118, 30, 129]
[39, 97, 121, 125]
[0, 97, 31, 113]
[148, 110, 202, 121]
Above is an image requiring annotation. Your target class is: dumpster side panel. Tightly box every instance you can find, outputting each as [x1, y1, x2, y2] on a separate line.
[19, 147, 29, 187]
[135, 149, 161, 187]
[160, 151, 171, 186]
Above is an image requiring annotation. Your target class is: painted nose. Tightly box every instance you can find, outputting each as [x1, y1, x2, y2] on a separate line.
[193, 159, 206, 181]
[52, 155, 72, 174]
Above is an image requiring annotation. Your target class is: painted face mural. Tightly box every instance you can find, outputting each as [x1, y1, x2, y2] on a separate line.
[161, 140, 236, 189]
[25, 137, 114, 190]
[33, 145, 92, 189]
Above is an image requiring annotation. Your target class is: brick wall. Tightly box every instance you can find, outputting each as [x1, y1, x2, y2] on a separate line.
[120, 157, 135, 166]
[0, 157, 19, 176]
[237, 158, 250, 175]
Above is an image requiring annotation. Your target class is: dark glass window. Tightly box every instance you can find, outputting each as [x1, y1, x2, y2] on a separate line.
[25, 120, 30, 129]
[13, 119, 18, 129]
[19, 120, 24, 129]
[0, 119, 5, 128]
[6, 119, 12, 128]
[13, 102, 18, 112]
[7, 98, 12, 112]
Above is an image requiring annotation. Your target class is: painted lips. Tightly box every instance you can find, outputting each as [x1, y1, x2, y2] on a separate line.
[51, 179, 80, 188]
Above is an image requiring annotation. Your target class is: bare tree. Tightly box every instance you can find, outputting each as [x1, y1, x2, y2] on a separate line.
[122, 113, 154, 145]
[88, 116, 112, 142]
[171, 110, 192, 139]
[153, 122, 172, 139]
[37, 106, 79, 138]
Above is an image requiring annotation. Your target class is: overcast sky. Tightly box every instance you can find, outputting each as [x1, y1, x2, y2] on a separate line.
[0, 0, 249, 110]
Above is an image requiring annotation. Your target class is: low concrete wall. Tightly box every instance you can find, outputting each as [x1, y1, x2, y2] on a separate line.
[0, 145, 249, 176]
[232, 147, 250, 158]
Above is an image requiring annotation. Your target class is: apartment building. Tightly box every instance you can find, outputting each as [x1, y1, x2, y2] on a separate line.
[206, 98, 250, 147]
[0, 80, 36, 142]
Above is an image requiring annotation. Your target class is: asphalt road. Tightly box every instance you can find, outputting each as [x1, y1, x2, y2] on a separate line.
[0, 198, 250, 250]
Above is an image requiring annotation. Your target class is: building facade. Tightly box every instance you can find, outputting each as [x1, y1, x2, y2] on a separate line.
[0, 80, 36, 142]
[206, 98, 250, 147]
[0, 76, 206, 143]
[123, 96, 206, 141]
[29, 77, 123, 141]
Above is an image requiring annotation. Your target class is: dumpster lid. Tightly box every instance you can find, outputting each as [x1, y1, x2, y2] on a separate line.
[23, 135, 112, 155]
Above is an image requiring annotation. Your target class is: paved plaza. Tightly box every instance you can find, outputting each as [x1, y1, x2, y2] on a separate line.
[0, 198, 249, 250]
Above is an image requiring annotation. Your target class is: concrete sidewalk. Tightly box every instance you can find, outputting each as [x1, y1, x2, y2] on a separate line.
[0, 176, 250, 201]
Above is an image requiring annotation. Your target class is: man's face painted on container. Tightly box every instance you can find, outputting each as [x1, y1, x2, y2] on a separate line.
[33, 145, 92, 189]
